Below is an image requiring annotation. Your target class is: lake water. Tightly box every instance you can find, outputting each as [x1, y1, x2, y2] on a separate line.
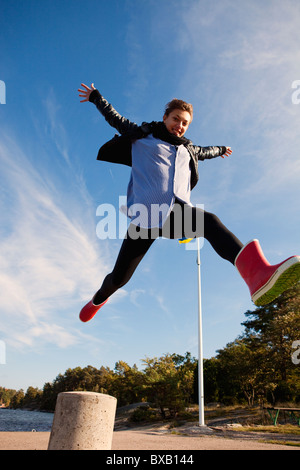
[0, 409, 54, 432]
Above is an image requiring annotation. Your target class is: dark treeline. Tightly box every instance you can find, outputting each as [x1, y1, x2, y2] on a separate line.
[1, 284, 299, 416]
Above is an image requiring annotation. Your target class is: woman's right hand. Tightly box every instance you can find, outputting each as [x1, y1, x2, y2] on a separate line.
[78, 83, 96, 102]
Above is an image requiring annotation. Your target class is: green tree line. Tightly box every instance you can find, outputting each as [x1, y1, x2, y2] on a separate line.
[2, 284, 300, 415]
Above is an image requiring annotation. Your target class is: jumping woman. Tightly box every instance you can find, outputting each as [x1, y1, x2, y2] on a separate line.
[78, 83, 300, 322]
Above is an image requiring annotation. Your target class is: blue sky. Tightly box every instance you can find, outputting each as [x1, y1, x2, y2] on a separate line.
[1, 0, 300, 391]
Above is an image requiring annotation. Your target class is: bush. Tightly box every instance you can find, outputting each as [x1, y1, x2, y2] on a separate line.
[130, 405, 160, 423]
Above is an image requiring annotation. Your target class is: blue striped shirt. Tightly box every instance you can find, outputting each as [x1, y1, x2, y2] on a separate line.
[126, 134, 192, 228]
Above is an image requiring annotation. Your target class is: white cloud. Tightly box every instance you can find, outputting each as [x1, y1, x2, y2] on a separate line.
[12, 322, 78, 349]
[42, 87, 71, 165]
[0, 127, 110, 350]
[172, 0, 300, 216]
[129, 289, 146, 307]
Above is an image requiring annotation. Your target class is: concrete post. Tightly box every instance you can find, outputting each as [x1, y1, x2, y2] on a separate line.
[48, 391, 117, 450]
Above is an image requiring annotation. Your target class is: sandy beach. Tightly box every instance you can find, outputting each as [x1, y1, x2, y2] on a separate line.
[0, 426, 299, 450]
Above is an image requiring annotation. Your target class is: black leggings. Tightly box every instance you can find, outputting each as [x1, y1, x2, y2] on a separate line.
[93, 203, 243, 305]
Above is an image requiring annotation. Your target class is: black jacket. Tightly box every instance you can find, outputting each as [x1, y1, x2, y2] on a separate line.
[89, 89, 226, 190]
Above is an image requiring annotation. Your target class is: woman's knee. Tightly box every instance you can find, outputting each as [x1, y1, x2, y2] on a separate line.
[204, 211, 222, 229]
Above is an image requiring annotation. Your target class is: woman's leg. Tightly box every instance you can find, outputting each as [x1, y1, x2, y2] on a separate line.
[169, 203, 300, 307]
[202, 210, 243, 264]
[93, 227, 156, 305]
[161, 202, 243, 264]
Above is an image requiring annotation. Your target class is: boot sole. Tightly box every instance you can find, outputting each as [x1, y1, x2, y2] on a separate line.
[252, 256, 300, 306]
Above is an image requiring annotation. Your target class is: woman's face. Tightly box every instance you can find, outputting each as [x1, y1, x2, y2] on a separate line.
[163, 109, 191, 137]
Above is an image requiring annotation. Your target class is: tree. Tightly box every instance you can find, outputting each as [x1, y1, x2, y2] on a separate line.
[40, 382, 56, 411]
[242, 283, 300, 402]
[142, 353, 196, 418]
[200, 358, 219, 403]
[23, 386, 42, 409]
[109, 361, 144, 406]
[10, 389, 25, 409]
[216, 339, 264, 406]
[0, 387, 16, 407]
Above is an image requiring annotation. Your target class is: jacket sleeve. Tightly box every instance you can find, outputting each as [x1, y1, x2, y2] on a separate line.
[89, 89, 140, 135]
[195, 145, 227, 161]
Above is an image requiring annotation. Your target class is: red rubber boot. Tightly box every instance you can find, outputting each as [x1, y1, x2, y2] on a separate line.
[79, 296, 109, 322]
[235, 239, 300, 306]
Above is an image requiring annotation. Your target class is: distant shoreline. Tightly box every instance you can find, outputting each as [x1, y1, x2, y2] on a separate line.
[0, 406, 53, 413]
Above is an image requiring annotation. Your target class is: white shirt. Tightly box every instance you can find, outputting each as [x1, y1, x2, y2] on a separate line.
[126, 134, 192, 228]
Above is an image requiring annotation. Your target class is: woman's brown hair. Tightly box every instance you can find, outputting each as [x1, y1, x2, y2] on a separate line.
[164, 98, 193, 121]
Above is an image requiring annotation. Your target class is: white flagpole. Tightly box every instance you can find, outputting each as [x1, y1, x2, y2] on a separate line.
[197, 237, 205, 426]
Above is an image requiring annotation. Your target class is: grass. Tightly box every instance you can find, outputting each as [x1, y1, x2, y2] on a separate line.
[259, 440, 300, 447]
[230, 424, 300, 435]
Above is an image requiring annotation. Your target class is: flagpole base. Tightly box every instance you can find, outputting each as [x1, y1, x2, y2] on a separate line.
[196, 424, 214, 433]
